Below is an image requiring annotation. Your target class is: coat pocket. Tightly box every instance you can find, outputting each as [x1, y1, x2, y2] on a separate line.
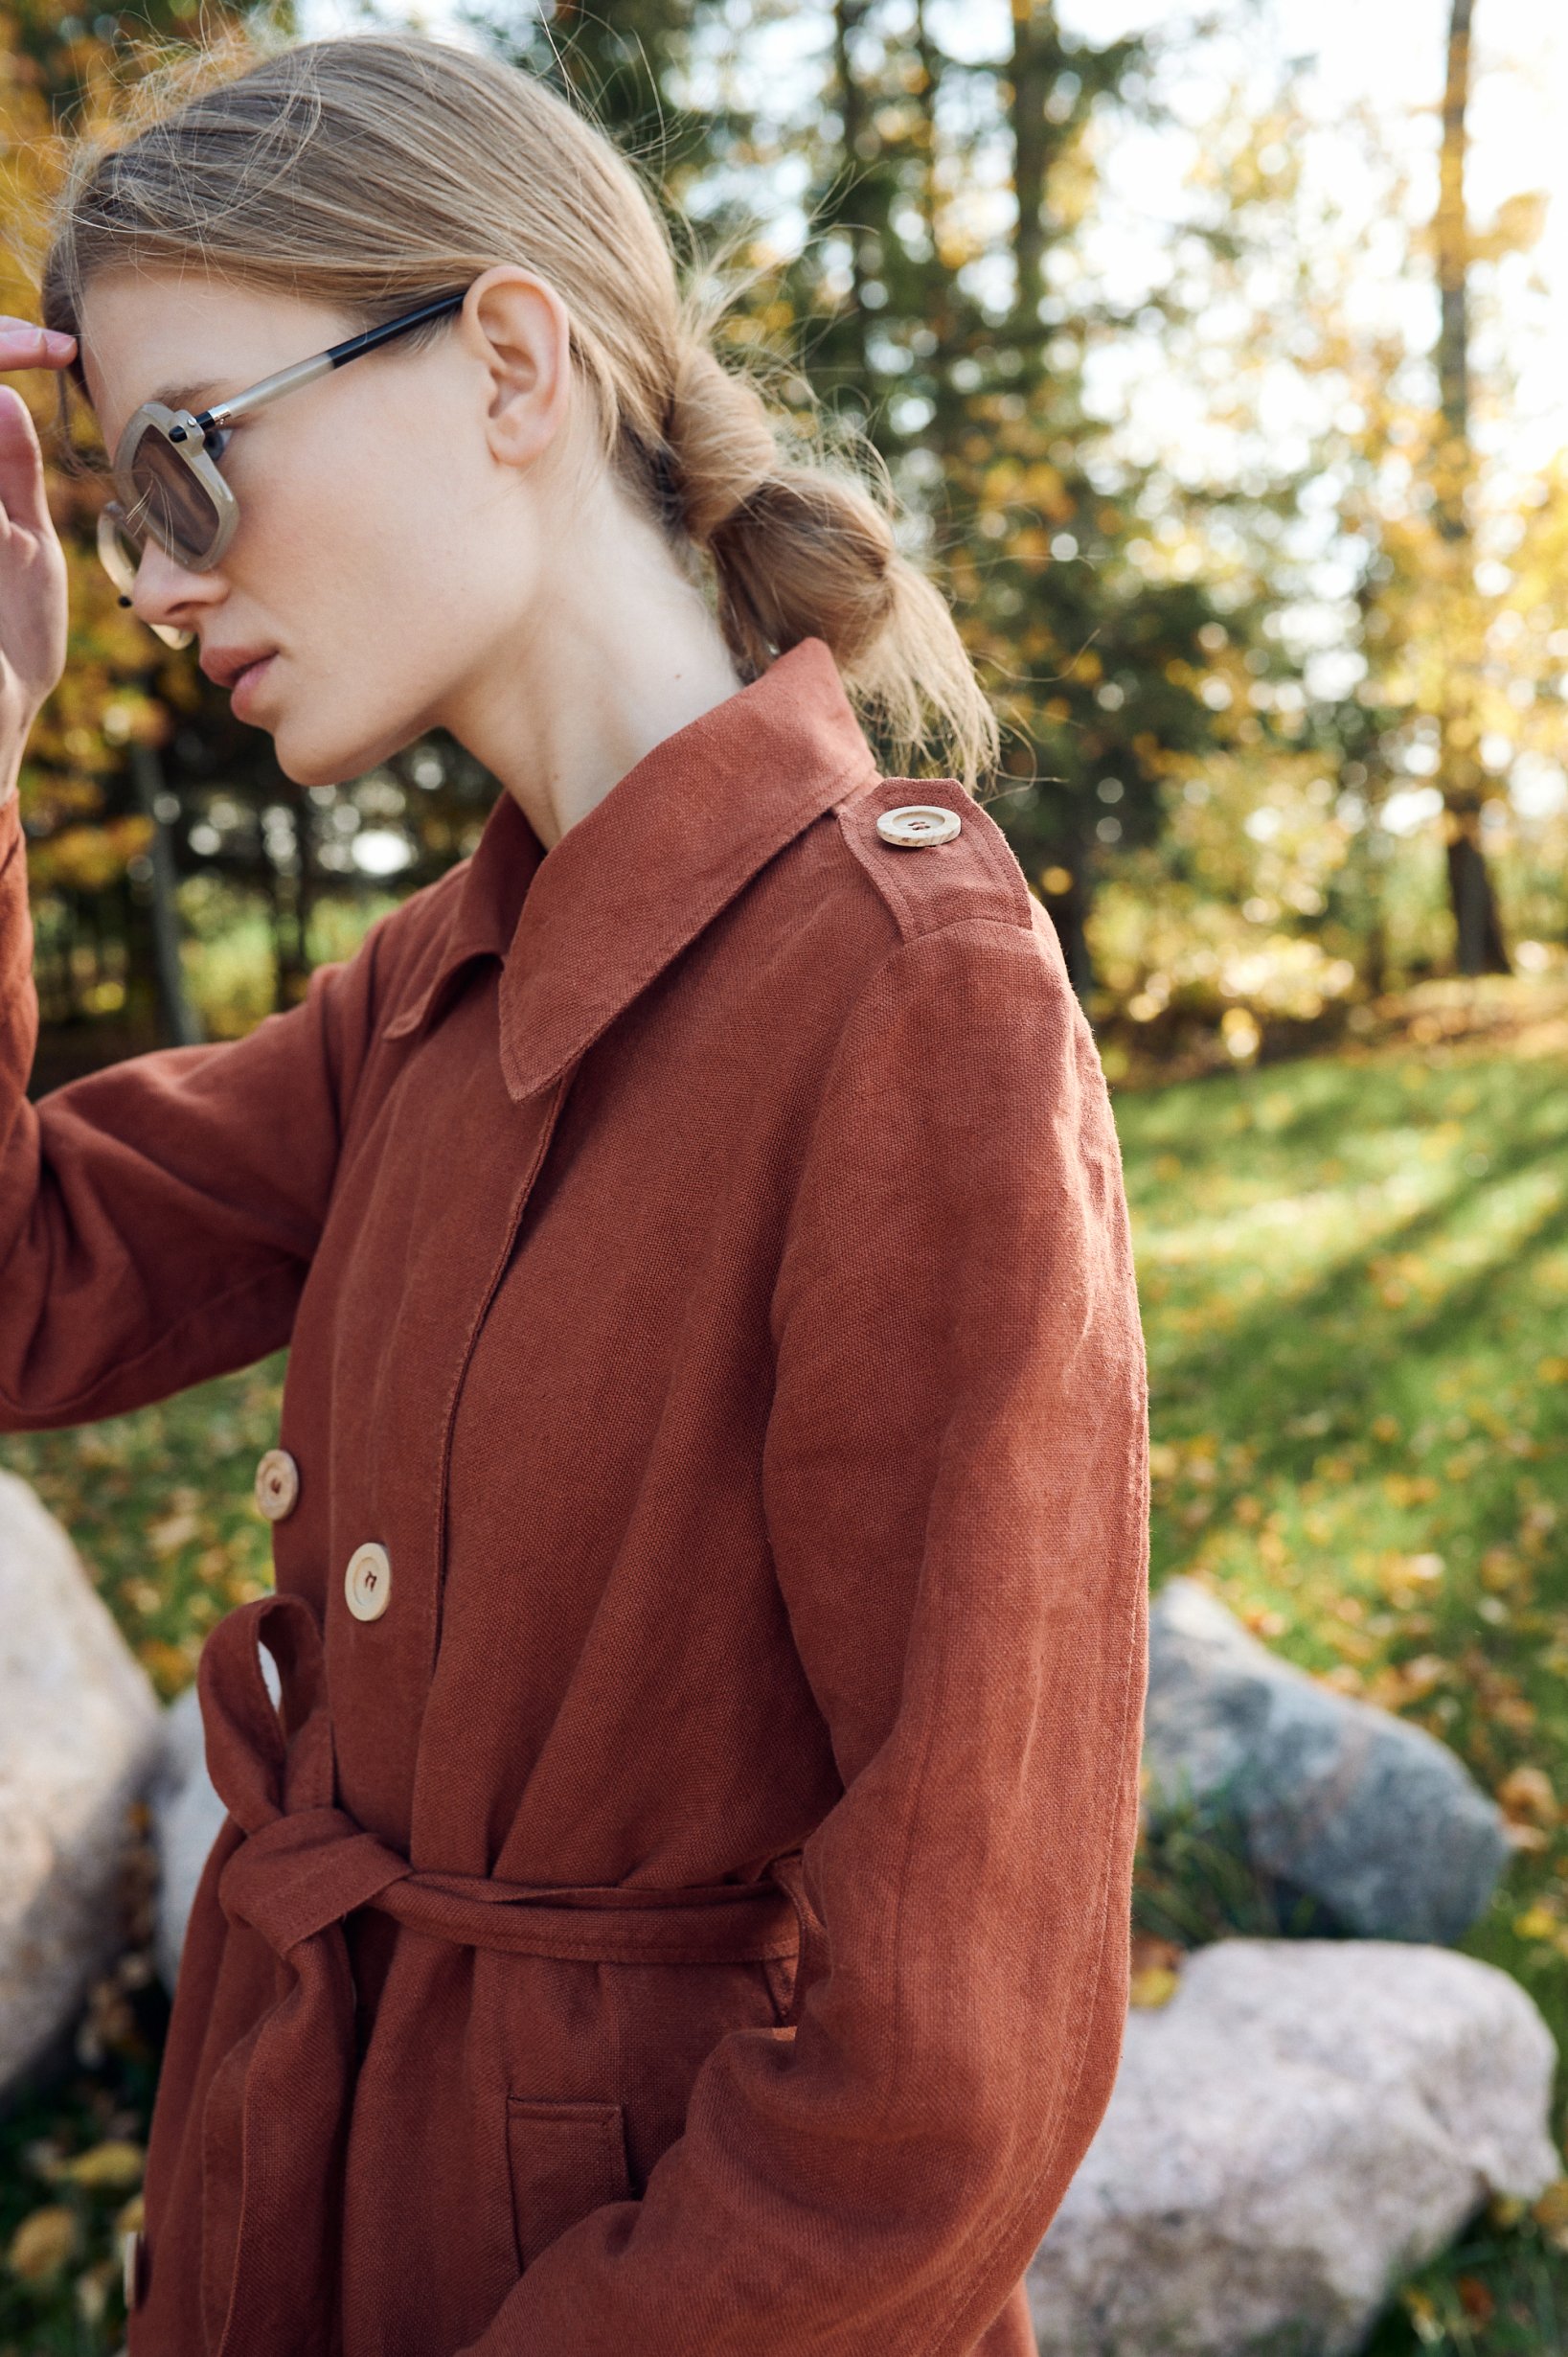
[506, 2095, 631, 2271]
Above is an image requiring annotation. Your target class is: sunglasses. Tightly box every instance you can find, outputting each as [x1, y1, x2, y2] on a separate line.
[97, 287, 472, 652]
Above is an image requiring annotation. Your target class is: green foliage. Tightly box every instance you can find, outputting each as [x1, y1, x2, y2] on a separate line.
[1366, 2209, 1568, 2354]
[173, 877, 401, 1038]
[1134, 1781, 1346, 1949]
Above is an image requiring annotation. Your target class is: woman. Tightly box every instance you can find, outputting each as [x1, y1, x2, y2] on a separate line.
[0, 28, 1148, 2357]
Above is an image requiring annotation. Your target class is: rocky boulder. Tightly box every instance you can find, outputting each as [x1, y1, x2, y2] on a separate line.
[150, 1644, 277, 1995]
[0, 1471, 163, 2098]
[1028, 1938, 1558, 2356]
[1144, 1577, 1509, 1943]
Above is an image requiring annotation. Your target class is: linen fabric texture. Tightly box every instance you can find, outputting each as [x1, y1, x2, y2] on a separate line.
[0, 637, 1149, 2356]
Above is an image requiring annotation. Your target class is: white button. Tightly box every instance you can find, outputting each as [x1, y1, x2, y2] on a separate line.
[344, 1542, 392, 1622]
[254, 1447, 300, 1522]
[875, 803, 962, 848]
[122, 2225, 146, 2309]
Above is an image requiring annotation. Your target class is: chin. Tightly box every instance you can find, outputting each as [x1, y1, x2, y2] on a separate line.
[272, 714, 418, 791]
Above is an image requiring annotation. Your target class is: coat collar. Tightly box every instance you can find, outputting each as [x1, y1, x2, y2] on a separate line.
[379, 637, 881, 1103]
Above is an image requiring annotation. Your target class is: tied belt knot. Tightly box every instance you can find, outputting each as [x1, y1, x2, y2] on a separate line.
[169, 1592, 827, 2357]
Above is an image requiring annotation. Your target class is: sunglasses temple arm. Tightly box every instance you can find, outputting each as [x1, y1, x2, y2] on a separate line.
[195, 292, 466, 434]
[199, 351, 337, 431]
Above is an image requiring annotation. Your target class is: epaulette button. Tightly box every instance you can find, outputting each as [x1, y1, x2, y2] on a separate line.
[875, 805, 962, 849]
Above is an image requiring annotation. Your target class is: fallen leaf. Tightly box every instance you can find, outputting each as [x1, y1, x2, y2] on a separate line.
[1498, 1766, 1557, 1825]
[1456, 2274, 1495, 2323]
[1128, 1966, 1180, 2010]
[6, 2205, 80, 2281]
[75, 2254, 117, 2324]
[1532, 2177, 1568, 2249]
[1320, 1664, 1365, 1695]
[1400, 2284, 1442, 2346]
[1130, 1934, 1184, 1978]
[58, 2140, 145, 2191]
[148, 1510, 201, 1557]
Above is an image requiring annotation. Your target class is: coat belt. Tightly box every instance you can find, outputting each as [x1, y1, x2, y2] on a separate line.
[174, 1591, 823, 2357]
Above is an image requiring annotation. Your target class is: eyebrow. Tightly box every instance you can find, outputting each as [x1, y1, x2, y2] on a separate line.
[148, 380, 222, 413]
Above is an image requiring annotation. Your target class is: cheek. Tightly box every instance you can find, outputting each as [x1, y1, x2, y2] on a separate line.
[251, 430, 488, 643]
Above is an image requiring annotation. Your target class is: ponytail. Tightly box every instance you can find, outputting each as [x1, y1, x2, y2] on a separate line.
[654, 339, 996, 789]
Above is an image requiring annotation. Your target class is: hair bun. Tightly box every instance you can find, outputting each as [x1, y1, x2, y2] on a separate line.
[664, 344, 777, 546]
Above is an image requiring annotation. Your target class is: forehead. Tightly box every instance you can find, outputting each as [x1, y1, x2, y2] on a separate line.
[80, 269, 356, 447]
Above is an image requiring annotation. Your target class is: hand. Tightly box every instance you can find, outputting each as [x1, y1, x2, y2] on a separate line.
[0, 320, 80, 797]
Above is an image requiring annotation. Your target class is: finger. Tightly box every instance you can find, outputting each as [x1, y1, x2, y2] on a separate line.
[0, 324, 77, 371]
[0, 385, 53, 538]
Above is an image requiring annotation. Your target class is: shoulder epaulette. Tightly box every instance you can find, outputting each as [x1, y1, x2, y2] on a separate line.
[833, 776, 1034, 942]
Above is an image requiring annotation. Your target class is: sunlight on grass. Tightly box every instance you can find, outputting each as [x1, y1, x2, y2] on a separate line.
[1120, 1042, 1568, 2353]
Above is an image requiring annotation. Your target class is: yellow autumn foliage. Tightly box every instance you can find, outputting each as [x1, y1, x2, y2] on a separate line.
[6, 2203, 80, 2281]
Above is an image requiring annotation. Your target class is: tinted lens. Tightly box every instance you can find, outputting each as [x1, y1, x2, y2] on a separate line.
[125, 426, 221, 562]
[97, 504, 140, 595]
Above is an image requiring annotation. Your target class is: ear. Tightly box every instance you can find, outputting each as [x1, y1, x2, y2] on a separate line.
[460, 263, 573, 472]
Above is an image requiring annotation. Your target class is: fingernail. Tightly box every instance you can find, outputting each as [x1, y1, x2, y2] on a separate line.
[45, 330, 76, 351]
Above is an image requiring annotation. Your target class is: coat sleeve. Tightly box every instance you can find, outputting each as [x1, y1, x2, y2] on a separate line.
[460, 909, 1150, 2356]
[0, 785, 395, 1427]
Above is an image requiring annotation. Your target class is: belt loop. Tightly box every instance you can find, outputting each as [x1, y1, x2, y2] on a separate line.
[198, 1594, 336, 1834]
[767, 1850, 828, 2030]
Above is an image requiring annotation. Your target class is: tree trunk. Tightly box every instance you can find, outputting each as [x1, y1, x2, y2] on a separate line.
[1436, 0, 1472, 516]
[128, 744, 202, 1046]
[1446, 820, 1511, 976]
[1010, 0, 1053, 334]
[1009, 3, 1086, 989]
[913, 0, 941, 268]
[831, 0, 874, 385]
[1039, 858, 1094, 997]
[1433, 0, 1509, 974]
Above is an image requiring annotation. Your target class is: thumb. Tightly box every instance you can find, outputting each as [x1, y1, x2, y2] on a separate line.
[0, 385, 52, 538]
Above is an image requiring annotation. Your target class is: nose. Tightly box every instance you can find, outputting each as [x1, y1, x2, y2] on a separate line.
[130, 534, 226, 631]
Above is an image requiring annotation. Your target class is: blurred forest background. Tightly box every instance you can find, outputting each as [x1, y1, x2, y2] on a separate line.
[9, 2, 1568, 2350]
[7, 0, 1568, 1085]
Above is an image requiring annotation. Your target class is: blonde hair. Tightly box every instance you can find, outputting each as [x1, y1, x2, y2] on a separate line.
[39, 26, 998, 789]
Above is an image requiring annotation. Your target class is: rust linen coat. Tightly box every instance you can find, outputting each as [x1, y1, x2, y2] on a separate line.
[0, 638, 1148, 2357]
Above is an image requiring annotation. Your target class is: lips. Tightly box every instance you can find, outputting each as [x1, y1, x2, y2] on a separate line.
[199, 645, 279, 690]
[230, 654, 277, 718]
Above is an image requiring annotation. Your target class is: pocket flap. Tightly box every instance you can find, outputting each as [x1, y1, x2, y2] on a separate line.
[506, 2095, 630, 2270]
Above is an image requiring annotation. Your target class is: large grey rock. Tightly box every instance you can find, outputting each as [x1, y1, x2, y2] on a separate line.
[1144, 1577, 1509, 1943]
[150, 1646, 277, 1995]
[1028, 1939, 1559, 2357]
[0, 1471, 163, 2097]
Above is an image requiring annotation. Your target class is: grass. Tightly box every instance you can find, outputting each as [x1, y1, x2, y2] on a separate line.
[1114, 1025, 1568, 2349]
[5, 1015, 1568, 2349]
[0, 1356, 286, 1705]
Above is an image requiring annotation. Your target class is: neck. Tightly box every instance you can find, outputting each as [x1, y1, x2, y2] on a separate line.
[439, 489, 746, 855]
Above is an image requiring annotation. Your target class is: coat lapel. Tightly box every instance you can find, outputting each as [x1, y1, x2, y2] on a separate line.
[378, 638, 880, 1097]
